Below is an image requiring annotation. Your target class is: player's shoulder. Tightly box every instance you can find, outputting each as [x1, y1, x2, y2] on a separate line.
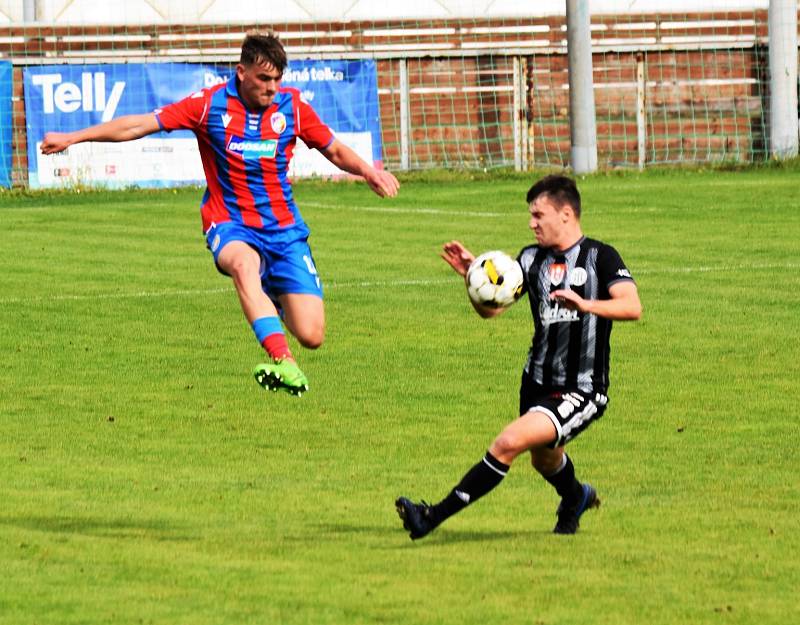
[172, 83, 224, 108]
[582, 236, 620, 256]
[517, 244, 541, 269]
[277, 86, 305, 103]
[585, 237, 634, 281]
[581, 236, 607, 248]
[196, 82, 225, 98]
[278, 86, 319, 109]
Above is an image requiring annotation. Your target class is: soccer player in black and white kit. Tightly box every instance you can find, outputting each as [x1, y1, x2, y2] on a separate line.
[396, 175, 642, 538]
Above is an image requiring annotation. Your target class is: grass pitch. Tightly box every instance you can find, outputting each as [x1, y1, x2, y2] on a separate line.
[1, 168, 798, 624]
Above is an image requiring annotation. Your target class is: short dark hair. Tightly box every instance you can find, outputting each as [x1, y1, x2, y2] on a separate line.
[526, 175, 581, 218]
[240, 32, 287, 73]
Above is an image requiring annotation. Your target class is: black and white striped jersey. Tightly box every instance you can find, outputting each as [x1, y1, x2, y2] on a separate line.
[517, 236, 635, 395]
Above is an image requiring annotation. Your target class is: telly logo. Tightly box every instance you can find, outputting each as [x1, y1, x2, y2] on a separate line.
[226, 136, 278, 159]
[30, 72, 126, 122]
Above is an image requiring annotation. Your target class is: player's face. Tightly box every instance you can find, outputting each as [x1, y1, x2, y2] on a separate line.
[237, 60, 283, 110]
[528, 196, 567, 248]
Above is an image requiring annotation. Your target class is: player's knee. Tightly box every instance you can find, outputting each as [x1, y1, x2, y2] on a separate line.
[491, 432, 523, 459]
[530, 450, 563, 475]
[227, 258, 259, 283]
[295, 324, 325, 349]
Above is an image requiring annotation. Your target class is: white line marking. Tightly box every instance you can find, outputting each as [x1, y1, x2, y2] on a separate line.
[1, 262, 796, 306]
[0, 279, 453, 305]
[302, 201, 509, 217]
[635, 262, 800, 275]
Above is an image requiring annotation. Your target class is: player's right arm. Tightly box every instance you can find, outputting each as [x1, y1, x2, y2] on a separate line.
[40, 113, 161, 154]
[441, 240, 507, 319]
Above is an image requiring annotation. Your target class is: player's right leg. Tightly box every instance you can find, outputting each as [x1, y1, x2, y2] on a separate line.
[215, 240, 277, 323]
[395, 411, 557, 540]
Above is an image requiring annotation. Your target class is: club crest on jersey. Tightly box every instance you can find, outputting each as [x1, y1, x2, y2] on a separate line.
[569, 267, 587, 287]
[270, 112, 287, 134]
[226, 136, 278, 159]
[549, 263, 566, 286]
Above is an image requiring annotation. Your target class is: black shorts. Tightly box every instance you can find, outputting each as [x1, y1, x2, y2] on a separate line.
[519, 382, 608, 447]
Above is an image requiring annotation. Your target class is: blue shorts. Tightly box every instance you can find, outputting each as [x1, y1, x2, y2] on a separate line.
[205, 221, 323, 301]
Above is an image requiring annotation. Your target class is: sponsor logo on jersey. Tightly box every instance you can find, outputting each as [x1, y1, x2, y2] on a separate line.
[617, 268, 632, 278]
[569, 267, 587, 287]
[549, 263, 566, 286]
[221, 113, 232, 128]
[540, 302, 580, 327]
[270, 111, 287, 134]
[226, 136, 278, 159]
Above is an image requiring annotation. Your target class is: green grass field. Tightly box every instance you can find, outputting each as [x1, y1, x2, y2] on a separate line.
[2, 168, 798, 624]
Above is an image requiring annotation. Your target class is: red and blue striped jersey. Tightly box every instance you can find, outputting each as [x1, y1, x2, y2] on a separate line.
[156, 77, 334, 242]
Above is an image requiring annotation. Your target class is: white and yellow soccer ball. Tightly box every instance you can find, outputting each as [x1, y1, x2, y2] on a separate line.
[465, 250, 524, 308]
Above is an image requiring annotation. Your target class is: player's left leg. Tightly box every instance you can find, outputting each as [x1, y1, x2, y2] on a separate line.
[278, 293, 325, 349]
[526, 391, 608, 534]
[252, 238, 323, 396]
[215, 249, 307, 395]
[252, 294, 323, 397]
[532, 446, 599, 534]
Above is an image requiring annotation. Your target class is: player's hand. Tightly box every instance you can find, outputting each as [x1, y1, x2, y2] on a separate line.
[550, 289, 589, 312]
[365, 169, 400, 198]
[441, 240, 475, 277]
[40, 132, 72, 155]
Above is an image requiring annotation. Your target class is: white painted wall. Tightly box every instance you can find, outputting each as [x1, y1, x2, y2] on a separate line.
[3, 0, 773, 25]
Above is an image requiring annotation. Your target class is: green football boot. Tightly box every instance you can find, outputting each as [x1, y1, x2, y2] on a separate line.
[253, 360, 309, 397]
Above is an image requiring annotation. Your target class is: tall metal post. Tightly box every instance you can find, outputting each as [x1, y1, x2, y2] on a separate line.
[566, 0, 598, 174]
[513, 56, 522, 171]
[399, 59, 410, 171]
[768, 0, 799, 158]
[23, 0, 38, 21]
[636, 54, 647, 170]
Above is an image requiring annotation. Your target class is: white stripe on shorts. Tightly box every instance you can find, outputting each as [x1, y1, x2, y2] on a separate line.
[527, 405, 564, 444]
[560, 393, 607, 443]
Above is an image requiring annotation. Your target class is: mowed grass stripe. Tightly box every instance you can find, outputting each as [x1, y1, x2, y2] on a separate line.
[2, 169, 798, 625]
[1, 261, 798, 306]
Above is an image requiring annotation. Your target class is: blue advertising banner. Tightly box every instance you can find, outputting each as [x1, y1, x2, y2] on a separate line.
[0, 61, 13, 188]
[24, 60, 382, 189]
[282, 59, 382, 170]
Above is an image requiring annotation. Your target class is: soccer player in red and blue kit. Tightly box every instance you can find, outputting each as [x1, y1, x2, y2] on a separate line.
[41, 33, 400, 396]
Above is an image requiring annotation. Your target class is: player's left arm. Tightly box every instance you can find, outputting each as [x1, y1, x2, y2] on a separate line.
[551, 281, 641, 320]
[320, 139, 400, 198]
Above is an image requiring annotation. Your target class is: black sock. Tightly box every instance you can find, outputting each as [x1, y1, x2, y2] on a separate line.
[430, 451, 509, 526]
[542, 454, 582, 501]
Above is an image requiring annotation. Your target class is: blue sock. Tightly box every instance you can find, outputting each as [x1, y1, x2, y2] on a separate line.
[252, 316, 292, 361]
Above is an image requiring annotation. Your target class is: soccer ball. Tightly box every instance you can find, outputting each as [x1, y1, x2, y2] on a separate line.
[466, 250, 524, 308]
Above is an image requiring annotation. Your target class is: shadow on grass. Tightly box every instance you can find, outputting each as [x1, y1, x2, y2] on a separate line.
[390, 528, 544, 548]
[311, 522, 542, 547]
[0, 515, 197, 542]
